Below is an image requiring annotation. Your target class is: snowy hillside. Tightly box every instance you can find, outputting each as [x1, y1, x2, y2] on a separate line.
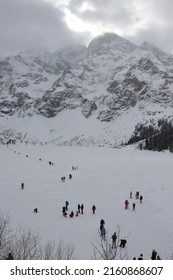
[0, 144, 173, 259]
[0, 33, 173, 146]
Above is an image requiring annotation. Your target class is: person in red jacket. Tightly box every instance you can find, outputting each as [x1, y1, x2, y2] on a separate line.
[125, 199, 129, 209]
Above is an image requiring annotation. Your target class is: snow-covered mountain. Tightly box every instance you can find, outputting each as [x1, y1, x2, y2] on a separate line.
[0, 33, 173, 146]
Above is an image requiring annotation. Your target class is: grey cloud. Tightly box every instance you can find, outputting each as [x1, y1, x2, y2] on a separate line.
[68, 0, 135, 26]
[67, 0, 173, 54]
[1, 0, 173, 57]
[0, 0, 89, 57]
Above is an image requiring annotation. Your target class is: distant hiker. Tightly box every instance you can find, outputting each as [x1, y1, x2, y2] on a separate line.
[63, 212, 67, 217]
[92, 205, 96, 214]
[69, 174, 72, 179]
[111, 232, 117, 249]
[69, 211, 74, 218]
[81, 204, 84, 214]
[34, 208, 38, 213]
[130, 191, 132, 198]
[78, 204, 81, 213]
[119, 239, 127, 248]
[39, 158, 42, 161]
[100, 219, 105, 232]
[5, 253, 14, 260]
[62, 206, 67, 217]
[61, 176, 65, 182]
[72, 166, 78, 170]
[135, 191, 139, 199]
[26, 155, 28, 158]
[132, 203, 136, 211]
[125, 200, 129, 209]
[65, 201, 69, 211]
[138, 254, 143, 260]
[21, 182, 24, 190]
[75, 210, 79, 217]
[140, 195, 143, 203]
[100, 226, 106, 240]
[151, 249, 157, 260]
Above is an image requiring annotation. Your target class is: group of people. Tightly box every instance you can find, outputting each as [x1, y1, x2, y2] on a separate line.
[14, 150, 162, 260]
[100, 221, 127, 249]
[62, 203, 96, 218]
[124, 191, 143, 210]
[133, 249, 161, 260]
[62, 202, 85, 218]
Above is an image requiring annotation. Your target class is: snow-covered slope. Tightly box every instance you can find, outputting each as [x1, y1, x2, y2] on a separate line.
[0, 144, 173, 259]
[0, 33, 173, 146]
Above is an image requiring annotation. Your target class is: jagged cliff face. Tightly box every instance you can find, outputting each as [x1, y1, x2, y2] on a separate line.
[0, 33, 173, 146]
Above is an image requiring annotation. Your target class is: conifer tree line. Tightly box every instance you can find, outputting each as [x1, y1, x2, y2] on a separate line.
[126, 118, 173, 152]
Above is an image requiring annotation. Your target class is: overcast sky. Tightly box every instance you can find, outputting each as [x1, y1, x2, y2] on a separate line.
[1, 0, 173, 57]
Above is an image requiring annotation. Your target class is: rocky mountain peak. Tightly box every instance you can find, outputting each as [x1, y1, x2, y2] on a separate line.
[1, 33, 173, 147]
[88, 32, 138, 54]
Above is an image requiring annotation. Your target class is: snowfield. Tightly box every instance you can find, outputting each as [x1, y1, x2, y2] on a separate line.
[0, 144, 173, 260]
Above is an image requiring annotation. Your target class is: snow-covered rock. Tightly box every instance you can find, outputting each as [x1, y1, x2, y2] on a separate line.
[0, 33, 173, 146]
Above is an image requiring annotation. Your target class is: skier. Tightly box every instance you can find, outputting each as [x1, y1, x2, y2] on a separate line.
[81, 204, 84, 214]
[69, 174, 72, 179]
[124, 199, 129, 209]
[21, 182, 24, 190]
[92, 204, 96, 214]
[111, 232, 117, 249]
[130, 191, 132, 198]
[132, 202, 136, 211]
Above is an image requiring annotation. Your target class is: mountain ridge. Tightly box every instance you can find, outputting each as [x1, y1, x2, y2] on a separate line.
[0, 32, 173, 147]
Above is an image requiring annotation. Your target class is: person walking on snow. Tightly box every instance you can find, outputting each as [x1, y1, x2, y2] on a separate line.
[100, 219, 105, 233]
[75, 210, 79, 217]
[69, 211, 74, 218]
[62, 206, 67, 217]
[125, 199, 129, 209]
[21, 182, 24, 190]
[78, 204, 81, 213]
[92, 204, 96, 214]
[119, 239, 127, 248]
[101, 226, 106, 240]
[140, 195, 143, 203]
[81, 204, 84, 214]
[111, 232, 117, 249]
[132, 202, 136, 211]
[65, 201, 69, 211]
[151, 249, 157, 260]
